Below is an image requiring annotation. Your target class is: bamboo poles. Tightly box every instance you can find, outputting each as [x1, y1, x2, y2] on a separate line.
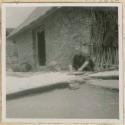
[90, 9, 118, 71]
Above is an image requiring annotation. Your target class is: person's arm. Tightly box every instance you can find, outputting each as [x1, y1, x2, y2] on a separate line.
[78, 61, 89, 71]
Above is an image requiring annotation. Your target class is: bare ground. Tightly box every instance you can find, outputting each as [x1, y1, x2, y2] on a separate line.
[6, 82, 119, 119]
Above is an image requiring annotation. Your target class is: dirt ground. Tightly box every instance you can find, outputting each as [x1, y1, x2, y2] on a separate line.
[6, 82, 119, 119]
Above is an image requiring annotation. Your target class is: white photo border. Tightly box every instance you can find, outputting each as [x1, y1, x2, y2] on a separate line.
[1, 2, 124, 124]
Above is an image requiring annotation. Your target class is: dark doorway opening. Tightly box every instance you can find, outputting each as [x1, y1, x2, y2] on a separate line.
[37, 31, 46, 66]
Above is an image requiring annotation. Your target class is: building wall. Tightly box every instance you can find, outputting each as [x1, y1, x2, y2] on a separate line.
[44, 8, 92, 69]
[6, 39, 18, 70]
[14, 30, 35, 69]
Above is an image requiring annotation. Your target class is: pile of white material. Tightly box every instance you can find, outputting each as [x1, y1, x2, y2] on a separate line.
[89, 71, 119, 77]
[6, 72, 83, 94]
[6, 70, 119, 94]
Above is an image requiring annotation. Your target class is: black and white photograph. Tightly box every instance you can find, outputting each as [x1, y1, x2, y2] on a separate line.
[2, 3, 123, 123]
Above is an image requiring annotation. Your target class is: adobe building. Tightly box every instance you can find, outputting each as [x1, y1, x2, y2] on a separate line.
[7, 7, 118, 71]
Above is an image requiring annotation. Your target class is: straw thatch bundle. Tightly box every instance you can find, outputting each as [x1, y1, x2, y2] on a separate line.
[90, 8, 118, 70]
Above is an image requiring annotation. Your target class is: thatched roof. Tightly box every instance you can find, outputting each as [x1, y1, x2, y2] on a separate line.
[8, 7, 59, 39]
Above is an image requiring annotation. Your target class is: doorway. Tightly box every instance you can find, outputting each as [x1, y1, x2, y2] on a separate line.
[37, 30, 46, 66]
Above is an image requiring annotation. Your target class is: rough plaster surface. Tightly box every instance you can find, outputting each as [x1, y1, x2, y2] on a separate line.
[14, 30, 35, 68]
[44, 7, 92, 69]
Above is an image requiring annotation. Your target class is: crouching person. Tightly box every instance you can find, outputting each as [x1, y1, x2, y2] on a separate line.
[69, 52, 94, 74]
[69, 42, 94, 89]
[72, 53, 94, 72]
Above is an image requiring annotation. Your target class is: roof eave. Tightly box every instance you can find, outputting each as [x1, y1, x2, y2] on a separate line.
[7, 7, 60, 39]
